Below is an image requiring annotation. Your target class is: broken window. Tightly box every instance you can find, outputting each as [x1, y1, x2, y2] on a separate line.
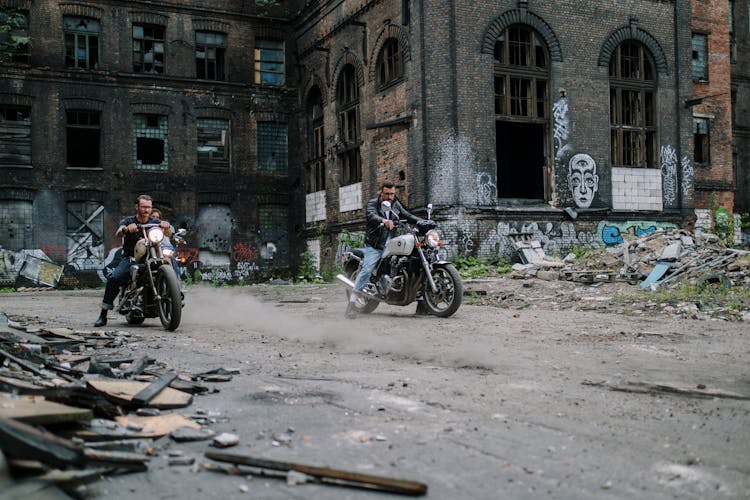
[493, 25, 549, 199]
[66, 110, 100, 168]
[0, 9, 29, 63]
[254, 39, 284, 86]
[0, 105, 31, 167]
[693, 117, 710, 165]
[306, 87, 325, 193]
[197, 118, 230, 170]
[64, 16, 99, 69]
[691, 33, 708, 82]
[133, 24, 165, 74]
[377, 39, 403, 88]
[196, 31, 226, 80]
[66, 201, 104, 269]
[337, 64, 361, 185]
[257, 122, 288, 174]
[609, 41, 657, 168]
[134, 113, 168, 170]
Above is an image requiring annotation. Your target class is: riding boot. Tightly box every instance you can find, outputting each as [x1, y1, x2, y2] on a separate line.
[94, 309, 108, 327]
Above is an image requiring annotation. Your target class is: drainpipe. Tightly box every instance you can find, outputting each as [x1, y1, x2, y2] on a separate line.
[674, 0, 685, 210]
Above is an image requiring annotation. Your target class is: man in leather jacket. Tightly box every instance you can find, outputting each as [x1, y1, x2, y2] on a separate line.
[346, 181, 420, 318]
[94, 194, 172, 327]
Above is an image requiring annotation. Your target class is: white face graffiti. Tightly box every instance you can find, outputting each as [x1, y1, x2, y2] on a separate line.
[568, 153, 599, 208]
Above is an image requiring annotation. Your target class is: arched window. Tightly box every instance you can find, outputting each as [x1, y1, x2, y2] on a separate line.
[377, 38, 403, 88]
[336, 64, 361, 185]
[306, 86, 325, 193]
[609, 41, 657, 168]
[493, 25, 550, 199]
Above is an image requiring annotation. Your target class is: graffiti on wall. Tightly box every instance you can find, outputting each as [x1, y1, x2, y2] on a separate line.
[661, 144, 678, 206]
[568, 153, 599, 208]
[553, 97, 573, 160]
[476, 172, 496, 205]
[598, 221, 677, 246]
[681, 154, 693, 201]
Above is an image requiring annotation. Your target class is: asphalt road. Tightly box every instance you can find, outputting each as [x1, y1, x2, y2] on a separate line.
[2, 282, 749, 499]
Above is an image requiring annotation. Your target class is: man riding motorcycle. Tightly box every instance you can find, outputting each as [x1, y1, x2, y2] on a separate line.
[94, 194, 172, 327]
[346, 181, 427, 319]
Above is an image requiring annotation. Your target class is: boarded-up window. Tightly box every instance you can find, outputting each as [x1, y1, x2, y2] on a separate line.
[66, 110, 100, 168]
[134, 114, 168, 170]
[196, 31, 226, 80]
[693, 117, 710, 165]
[257, 122, 288, 174]
[254, 39, 284, 86]
[66, 201, 105, 270]
[197, 118, 230, 170]
[0, 200, 32, 251]
[0, 105, 31, 167]
[64, 16, 100, 69]
[133, 24, 165, 74]
[692, 33, 708, 82]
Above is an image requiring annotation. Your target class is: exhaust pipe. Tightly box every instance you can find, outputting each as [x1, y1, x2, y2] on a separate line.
[336, 274, 355, 288]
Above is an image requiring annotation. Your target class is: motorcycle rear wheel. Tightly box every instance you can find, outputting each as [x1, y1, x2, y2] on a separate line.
[423, 264, 463, 317]
[346, 268, 379, 314]
[157, 264, 182, 331]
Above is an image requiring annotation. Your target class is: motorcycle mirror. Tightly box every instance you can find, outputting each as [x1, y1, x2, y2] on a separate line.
[427, 203, 433, 220]
[176, 228, 187, 236]
[381, 200, 391, 214]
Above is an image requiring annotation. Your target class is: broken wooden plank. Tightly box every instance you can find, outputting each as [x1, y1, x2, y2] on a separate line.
[205, 451, 428, 496]
[0, 393, 92, 424]
[582, 380, 750, 400]
[0, 416, 86, 468]
[86, 379, 192, 409]
[114, 413, 200, 438]
[131, 373, 177, 406]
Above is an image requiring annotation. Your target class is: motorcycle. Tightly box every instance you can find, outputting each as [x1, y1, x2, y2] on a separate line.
[116, 223, 182, 331]
[337, 203, 463, 317]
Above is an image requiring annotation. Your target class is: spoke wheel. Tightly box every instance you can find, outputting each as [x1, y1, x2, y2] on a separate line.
[423, 264, 463, 317]
[157, 265, 182, 331]
[346, 268, 379, 314]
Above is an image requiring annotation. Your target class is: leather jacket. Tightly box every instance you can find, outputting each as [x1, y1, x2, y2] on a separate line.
[364, 197, 419, 250]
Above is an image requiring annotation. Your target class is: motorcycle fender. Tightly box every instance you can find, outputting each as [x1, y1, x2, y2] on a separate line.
[431, 260, 452, 266]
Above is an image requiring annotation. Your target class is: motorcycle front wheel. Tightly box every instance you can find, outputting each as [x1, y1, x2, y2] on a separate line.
[423, 264, 463, 317]
[156, 264, 182, 331]
[346, 267, 379, 314]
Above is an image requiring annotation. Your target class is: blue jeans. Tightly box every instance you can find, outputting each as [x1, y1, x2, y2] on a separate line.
[102, 257, 133, 309]
[353, 246, 383, 293]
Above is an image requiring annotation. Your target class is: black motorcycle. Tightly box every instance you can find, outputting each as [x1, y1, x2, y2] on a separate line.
[116, 223, 182, 331]
[337, 203, 463, 317]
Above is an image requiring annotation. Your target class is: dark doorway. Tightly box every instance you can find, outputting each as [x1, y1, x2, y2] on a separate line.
[496, 121, 545, 199]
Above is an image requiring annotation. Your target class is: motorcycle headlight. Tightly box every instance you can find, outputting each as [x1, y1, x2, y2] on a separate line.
[426, 229, 441, 248]
[147, 227, 164, 244]
[162, 247, 175, 258]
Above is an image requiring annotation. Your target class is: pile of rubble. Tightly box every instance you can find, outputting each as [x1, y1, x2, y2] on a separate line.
[0, 313, 427, 497]
[509, 228, 750, 289]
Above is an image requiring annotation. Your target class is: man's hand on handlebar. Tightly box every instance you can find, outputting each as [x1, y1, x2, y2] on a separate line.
[383, 219, 396, 230]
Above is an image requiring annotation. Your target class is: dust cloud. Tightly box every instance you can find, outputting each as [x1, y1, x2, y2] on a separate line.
[180, 287, 503, 371]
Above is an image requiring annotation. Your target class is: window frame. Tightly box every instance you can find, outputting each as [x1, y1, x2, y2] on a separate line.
[609, 41, 658, 169]
[306, 88, 325, 193]
[691, 32, 708, 82]
[63, 16, 100, 69]
[133, 23, 165, 74]
[254, 39, 285, 86]
[257, 121, 288, 174]
[133, 113, 168, 170]
[693, 116, 711, 166]
[336, 65, 361, 186]
[0, 9, 30, 63]
[377, 38, 403, 89]
[66, 109, 101, 169]
[195, 31, 227, 81]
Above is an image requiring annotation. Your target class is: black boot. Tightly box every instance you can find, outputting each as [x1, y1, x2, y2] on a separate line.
[94, 310, 107, 327]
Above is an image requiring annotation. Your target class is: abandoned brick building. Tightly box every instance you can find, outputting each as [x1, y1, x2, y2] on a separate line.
[0, 0, 746, 286]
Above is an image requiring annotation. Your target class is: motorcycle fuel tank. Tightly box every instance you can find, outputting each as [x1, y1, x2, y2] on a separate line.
[382, 235, 414, 259]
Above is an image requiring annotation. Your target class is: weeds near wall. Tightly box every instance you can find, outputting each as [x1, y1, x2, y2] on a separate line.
[454, 256, 512, 279]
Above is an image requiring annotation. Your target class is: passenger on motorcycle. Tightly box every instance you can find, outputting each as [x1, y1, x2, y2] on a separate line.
[346, 181, 421, 319]
[94, 194, 173, 327]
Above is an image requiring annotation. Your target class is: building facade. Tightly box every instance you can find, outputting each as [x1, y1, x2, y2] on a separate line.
[0, 0, 305, 286]
[1, 0, 744, 286]
[298, 0, 707, 269]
